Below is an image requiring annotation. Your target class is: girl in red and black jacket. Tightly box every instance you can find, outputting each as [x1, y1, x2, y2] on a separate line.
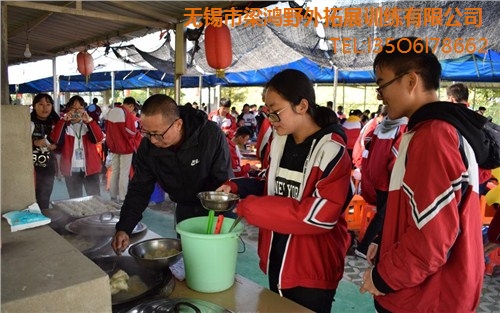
[217, 69, 353, 313]
[51, 95, 104, 198]
[31, 93, 60, 210]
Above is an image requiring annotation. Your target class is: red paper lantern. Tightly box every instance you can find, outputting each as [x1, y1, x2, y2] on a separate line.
[76, 51, 94, 76]
[204, 24, 232, 77]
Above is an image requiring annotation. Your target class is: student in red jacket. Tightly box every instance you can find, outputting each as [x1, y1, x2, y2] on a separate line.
[227, 126, 255, 177]
[354, 115, 407, 259]
[51, 95, 104, 198]
[359, 37, 484, 313]
[255, 90, 272, 169]
[351, 110, 383, 169]
[218, 69, 352, 313]
[341, 109, 363, 158]
[105, 97, 140, 203]
[208, 98, 237, 138]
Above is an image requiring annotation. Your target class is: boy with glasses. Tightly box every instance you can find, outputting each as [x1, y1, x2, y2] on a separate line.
[359, 37, 486, 313]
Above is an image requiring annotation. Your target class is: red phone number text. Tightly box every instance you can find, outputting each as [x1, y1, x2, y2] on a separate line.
[331, 37, 488, 54]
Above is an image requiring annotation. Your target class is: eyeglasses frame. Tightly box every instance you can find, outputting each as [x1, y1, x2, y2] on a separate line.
[376, 72, 409, 98]
[141, 118, 179, 141]
[267, 106, 289, 123]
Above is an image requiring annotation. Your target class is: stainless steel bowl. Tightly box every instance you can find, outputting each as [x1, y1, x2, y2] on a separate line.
[197, 191, 240, 212]
[128, 238, 182, 269]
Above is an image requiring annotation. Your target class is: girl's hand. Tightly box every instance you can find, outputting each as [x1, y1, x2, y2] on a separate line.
[33, 138, 47, 148]
[216, 184, 231, 193]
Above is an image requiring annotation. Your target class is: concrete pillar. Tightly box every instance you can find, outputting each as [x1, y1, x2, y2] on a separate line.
[1, 3, 10, 105]
[1, 105, 36, 213]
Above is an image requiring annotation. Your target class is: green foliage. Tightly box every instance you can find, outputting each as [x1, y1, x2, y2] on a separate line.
[221, 87, 249, 105]
[471, 88, 500, 123]
[128, 90, 149, 104]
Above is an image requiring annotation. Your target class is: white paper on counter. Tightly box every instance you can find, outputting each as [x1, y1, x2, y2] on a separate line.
[2, 203, 51, 232]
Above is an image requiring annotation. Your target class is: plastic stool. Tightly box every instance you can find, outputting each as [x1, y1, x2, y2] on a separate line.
[359, 204, 377, 241]
[485, 247, 500, 276]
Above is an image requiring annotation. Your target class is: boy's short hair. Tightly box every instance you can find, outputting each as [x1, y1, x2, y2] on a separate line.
[447, 83, 469, 103]
[219, 98, 231, 108]
[235, 126, 253, 138]
[373, 37, 441, 91]
[123, 97, 138, 105]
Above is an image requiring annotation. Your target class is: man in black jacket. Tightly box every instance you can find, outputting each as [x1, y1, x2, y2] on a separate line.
[112, 94, 233, 253]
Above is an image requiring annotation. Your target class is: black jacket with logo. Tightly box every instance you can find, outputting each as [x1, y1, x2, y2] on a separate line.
[116, 106, 233, 234]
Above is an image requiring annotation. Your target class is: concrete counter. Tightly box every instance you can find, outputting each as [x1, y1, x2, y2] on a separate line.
[1, 220, 111, 313]
[1, 212, 312, 313]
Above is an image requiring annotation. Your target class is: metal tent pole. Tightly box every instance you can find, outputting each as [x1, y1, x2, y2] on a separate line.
[52, 57, 59, 114]
[332, 65, 338, 106]
[110, 71, 115, 105]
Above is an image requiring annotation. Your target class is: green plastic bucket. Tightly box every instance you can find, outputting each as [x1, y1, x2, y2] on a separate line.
[176, 216, 244, 293]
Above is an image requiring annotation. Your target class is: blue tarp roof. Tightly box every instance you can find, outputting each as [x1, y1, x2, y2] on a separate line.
[9, 51, 500, 94]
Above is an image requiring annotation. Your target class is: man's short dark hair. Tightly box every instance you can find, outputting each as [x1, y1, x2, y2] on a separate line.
[142, 94, 179, 120]
[447, 83, 469, 103]
[479, 106, 486, 111]
[220, 98, 231, 108]
[373, 37, 441, 91]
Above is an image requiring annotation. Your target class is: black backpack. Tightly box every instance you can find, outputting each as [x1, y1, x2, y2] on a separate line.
[482, 121, 500, 169]
[408, 102, 500, 170]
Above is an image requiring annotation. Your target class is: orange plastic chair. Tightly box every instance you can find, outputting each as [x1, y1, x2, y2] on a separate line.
[346, 195, 365, 231]
[481, 195, 495, 225]
[485, 247, 500, 276]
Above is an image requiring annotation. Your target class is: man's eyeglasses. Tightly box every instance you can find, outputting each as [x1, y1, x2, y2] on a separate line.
[267, 106, 288, 123]
[140, 118, 179, 141]
[376, 72, 409, 98]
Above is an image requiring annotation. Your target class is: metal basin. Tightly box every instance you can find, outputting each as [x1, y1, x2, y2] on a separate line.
[128, 238, 182, 270]
[197, 191, 240, 212]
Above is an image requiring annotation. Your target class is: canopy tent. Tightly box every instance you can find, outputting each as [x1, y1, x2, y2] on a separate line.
[7, 0, 500, 94]
[440, 50, 500, 82]
[9, 50, 500, 93]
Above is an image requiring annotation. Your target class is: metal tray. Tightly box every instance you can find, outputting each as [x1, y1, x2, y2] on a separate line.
[51, 196, 121, 218]
[61, 234, 112, 254]
[65, 212, 147, 236]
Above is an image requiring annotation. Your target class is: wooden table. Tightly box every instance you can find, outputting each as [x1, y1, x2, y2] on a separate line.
[170, 274, 313, 312]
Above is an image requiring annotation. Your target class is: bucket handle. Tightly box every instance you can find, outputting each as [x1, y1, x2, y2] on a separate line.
[238, 237, 246, 254]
